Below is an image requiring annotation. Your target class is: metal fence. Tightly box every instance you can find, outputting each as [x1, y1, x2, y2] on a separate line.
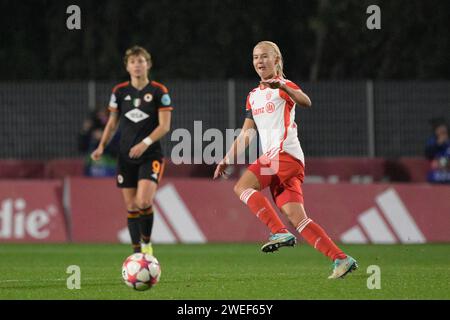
[0, 80, 448, 160]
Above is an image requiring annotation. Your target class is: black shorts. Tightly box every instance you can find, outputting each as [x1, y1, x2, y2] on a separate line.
[116, 154, 165, 188]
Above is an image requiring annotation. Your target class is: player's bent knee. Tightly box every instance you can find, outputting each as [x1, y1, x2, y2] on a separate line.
[233, 183, 246, 198]
[126, 202, 138, 212]
[282, 206, 308, 222]
[135, 198, 153, 210]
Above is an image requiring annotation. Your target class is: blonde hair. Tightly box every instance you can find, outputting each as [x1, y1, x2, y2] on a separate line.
[123, 45, 152, 67]
[255, 41, 286, 78]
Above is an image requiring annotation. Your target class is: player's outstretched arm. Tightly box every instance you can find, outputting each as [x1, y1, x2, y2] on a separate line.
[129, 110, 171, 159]
[213, 118, 256, 179]
[260, 78, 312, 107]
[91, 112, 119, 161]
[282, 84, 311, 107]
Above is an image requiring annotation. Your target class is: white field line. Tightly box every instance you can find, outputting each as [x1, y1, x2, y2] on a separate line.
[0, 277, 119, 284]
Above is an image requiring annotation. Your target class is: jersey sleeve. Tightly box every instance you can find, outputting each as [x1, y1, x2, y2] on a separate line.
[285, 80, 300, 90]
[245, 93, 253, 120]
[108, 87, 121, 114]
[153, 81, 173, 111]
[279, 80, 301, 109]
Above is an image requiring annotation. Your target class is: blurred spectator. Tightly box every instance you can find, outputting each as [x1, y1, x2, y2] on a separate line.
[78, 107, 119, 177]
[425, 118, 450, 184]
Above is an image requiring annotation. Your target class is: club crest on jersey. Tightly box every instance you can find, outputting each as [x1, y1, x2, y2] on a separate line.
[266, 92, 272, 100]
[133, 98, 141, 108]
[265, 102, 275, 113]
[144, 93, 153, 102]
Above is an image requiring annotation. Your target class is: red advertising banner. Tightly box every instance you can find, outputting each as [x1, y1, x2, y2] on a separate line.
[303, 183, 450, 243]
[0, 157, 431, 182]
[0, 180, 67, 242]
[69, 177, 268, 243]
[1, 178, 448, 244]
[68, 177, 450, 244]
[70, 178, 128, 242]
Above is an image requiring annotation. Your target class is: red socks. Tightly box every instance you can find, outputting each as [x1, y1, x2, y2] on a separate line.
[240, 189, 287, 234]
[296, 218, 346, 261]
[239, 188, 345, 261]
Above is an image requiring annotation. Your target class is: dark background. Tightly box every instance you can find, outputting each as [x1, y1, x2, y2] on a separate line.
[0, 0, 448, 161]
[1, 0, 449, 81]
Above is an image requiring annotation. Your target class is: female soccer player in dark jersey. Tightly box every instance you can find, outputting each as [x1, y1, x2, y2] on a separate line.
[91, 46, 173, 254]
[214, 41, 357, 279]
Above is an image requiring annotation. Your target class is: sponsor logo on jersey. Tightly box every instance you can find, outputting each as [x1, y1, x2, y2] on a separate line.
[161, 94, 171, 106]
[124, 95, 132, 101]
[124, 109, 149, 123]
[265, 102, 275, 113]
[252, 106, 265, 116]
[144, 93, 153, 102]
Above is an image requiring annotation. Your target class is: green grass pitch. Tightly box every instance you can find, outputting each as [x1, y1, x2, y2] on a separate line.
[0, 243, 449, 299]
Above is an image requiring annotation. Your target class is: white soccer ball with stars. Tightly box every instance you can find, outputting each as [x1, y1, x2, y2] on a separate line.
[121, 253, 161, 291]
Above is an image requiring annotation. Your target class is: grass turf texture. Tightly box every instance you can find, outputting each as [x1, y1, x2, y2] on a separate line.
[0, 243, 449, 299]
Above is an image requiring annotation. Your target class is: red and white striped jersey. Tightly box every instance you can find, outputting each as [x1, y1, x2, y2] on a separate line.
[245, 80, 305, 165]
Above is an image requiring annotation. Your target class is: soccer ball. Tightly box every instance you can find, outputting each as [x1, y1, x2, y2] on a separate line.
[121, 253, 161, 291]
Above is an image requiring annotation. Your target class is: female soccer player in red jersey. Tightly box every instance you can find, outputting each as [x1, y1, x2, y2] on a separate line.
[91, 46, 173, 255]
[214, 41, 357, 279]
